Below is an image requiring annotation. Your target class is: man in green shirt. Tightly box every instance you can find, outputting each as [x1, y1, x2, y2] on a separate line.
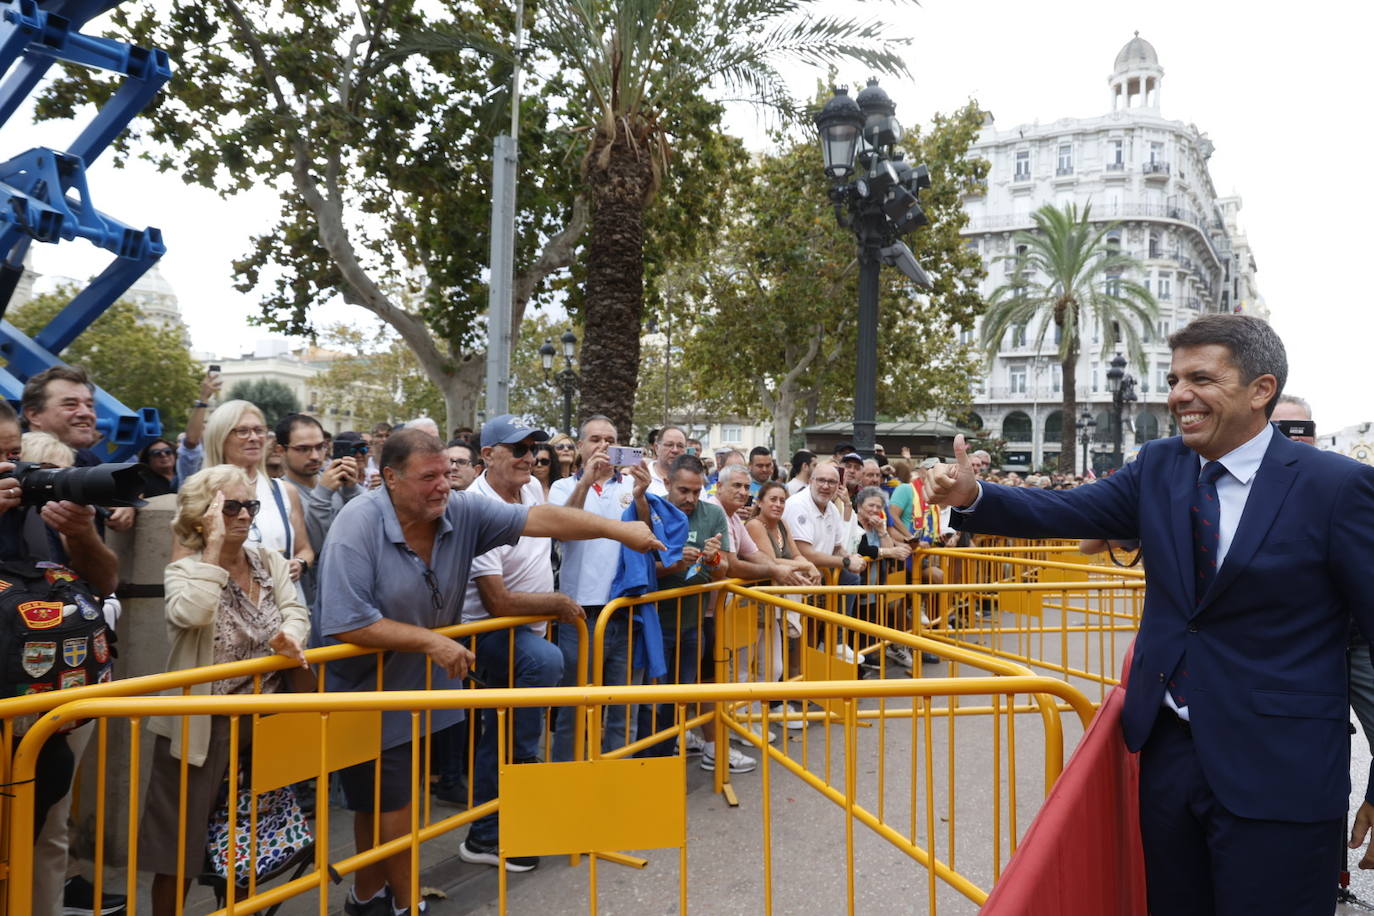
[639, 454, 729, 755]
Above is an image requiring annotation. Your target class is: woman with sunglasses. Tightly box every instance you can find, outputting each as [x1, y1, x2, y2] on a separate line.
[143, 464, 310, 915]
[139, 437, 179, 497]
[549, 433, 578, 477]
[181, 400, 313, 583]
[529, 441, 561, 499]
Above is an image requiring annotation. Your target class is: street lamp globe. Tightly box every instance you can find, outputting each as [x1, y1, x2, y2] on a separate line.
[813, 87, 864, 182]
[560, 329, 577, 361]
[1107, 352, 1126, 393]
[855, 77, 901, 150]
[538, 339, 555, 373]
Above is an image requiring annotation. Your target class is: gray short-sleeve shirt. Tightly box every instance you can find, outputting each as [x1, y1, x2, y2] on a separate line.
[319, 485, 527, 749]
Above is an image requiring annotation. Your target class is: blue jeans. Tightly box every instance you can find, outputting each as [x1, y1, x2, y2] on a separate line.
[636, 620, 699, 758]
[468, 626, 564, 845]
[553, 606, 631, 762]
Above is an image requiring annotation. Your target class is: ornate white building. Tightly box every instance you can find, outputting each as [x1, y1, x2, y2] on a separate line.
[960, 34, 1267, 472]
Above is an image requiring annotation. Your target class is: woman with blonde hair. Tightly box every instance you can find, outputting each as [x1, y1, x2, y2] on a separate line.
[186, 400, 312, 581]
[549, 432, 577, 477]
[141, 464, 310, 915]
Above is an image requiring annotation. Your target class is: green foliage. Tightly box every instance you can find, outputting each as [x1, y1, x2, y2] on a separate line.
[306, 325, 446, 430]
[7, 287, 201, 431]
[226, 379, 300, 430]
[507, 313, 579, 435]
[668, 101, 990, 441]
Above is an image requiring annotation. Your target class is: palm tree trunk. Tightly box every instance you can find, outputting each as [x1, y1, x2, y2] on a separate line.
[1059, 347, 1078, 474]
[580, 124, 656, 441]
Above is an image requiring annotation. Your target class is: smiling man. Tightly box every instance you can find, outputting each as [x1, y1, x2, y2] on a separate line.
[927, 314, 1374, 915]
[319, 427, 663, 915]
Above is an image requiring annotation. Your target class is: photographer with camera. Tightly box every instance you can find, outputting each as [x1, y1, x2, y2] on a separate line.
[0, 401, 132, 916]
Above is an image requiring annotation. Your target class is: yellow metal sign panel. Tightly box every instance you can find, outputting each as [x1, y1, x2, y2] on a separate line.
[717, 597, 760, 653]
[999, 590, 1045, 617]
[251, 709, 382, 794]
[801, 645, 859, 715]
[500, 757, 685, 857]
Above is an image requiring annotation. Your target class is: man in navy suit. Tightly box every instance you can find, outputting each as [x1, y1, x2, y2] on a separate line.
[929, 314, 1374, 914]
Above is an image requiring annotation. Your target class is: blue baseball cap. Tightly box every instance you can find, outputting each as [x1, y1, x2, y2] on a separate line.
[480, 414, 550, 448]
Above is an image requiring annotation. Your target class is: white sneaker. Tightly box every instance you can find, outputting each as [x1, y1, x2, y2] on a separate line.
[832, 642, 858, 664]
[683, 730, 706, 756]
[772, 701, 808, 730]
[886, 644, 914, 669]
[731, 726, 777, 745]
[701, 744, 756, 773]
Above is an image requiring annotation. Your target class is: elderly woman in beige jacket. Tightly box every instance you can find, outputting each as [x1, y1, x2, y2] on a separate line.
[140, 464, 309, 916]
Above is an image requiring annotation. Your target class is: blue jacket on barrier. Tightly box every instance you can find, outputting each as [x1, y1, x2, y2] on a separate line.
[609, 493, 688, 680]
[953, 431, 1374, 824]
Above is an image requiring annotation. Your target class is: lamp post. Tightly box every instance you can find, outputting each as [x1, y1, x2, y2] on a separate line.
[814, 80, 933, 459]
[539, 329, 580, 436]
[1106, 352, 1138, 471]
[1075, 409, 1096, 476]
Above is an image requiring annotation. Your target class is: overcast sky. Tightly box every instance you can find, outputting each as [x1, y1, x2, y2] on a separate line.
[15, 0, 1374, 432]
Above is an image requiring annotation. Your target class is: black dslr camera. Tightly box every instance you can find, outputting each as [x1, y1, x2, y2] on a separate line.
[0, 461, 149, 508]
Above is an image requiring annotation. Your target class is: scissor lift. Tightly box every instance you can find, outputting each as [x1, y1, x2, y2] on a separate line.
[0, 0, 169, 461]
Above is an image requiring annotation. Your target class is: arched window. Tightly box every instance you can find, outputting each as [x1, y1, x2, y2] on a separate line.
[1043, 410, 1063, 444]
[1135, 411, 1160, 444]
[1002, 411, 1032, 442]
[1094, 410, 1114, 443]
[957, 411, 985, 433]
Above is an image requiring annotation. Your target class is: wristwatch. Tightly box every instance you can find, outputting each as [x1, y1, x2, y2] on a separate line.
[193, 400, 209, 409]
[841, 556, 852, 572]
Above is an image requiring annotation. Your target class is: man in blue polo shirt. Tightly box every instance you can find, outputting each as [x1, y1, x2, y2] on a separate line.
[320, 428, 662, 916]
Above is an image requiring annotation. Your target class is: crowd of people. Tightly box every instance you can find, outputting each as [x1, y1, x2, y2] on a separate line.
[14, 315, 1357, 916]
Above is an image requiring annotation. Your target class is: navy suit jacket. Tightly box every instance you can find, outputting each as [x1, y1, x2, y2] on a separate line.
[953, 432, 1374, 823]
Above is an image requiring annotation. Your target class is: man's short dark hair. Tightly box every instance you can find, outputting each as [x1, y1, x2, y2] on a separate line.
[372, 421, 392, 435]
[748, 446, 772, 461]
[669, 453, 706, 481]
[832, 441, 853, 457]
[1168, 314, 1287, 417]
[0, 400, 18, 427]
[446, 438, 474, 459]
[381, 427, 445, 473]
[20, 366, 93, 419]
[275, 412, 323, 446]
[646, 428, 660, 447]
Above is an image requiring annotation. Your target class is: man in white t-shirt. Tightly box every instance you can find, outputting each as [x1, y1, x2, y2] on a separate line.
[782, 462, 867, 659]
[457, 414, 581, 873]
[549, 414, 652, 761]
[646, 424, 687, 496]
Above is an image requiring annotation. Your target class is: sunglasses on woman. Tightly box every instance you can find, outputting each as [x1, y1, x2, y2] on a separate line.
[146, 447, 175, 458]
[534, 458, 551, 467]
[222, 499, 262, 518]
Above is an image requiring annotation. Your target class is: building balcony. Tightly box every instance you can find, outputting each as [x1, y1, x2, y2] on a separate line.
[1142, 161, 1170, 180]
[1182, 296, 1201, 311]
[1105, 161, 1126, 172]
[1011, 171, 1033, 186]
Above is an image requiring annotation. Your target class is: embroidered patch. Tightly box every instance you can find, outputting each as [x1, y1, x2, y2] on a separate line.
[620, 493, 633, 508]
[34, 561, 64, 569]
[75, 594, 100, 621]
[43, 567, 76, 585]
[62, 637, 87, 668]
[92, 629, 109, 664]
[0, 579, 12, 593]
[21, 641, 55, 678]
[24, 681, 52, 694]
[59, 669, 86, 689]
[97, 664, 113, 684]
[18, 601, 62, 629]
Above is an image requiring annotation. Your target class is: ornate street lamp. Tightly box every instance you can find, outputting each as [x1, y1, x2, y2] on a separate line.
[814, 79, 933, 459]
[1076, 409, 1097, 476]
[540, 331, 580, 436]
[1106, 352, 1137, 471]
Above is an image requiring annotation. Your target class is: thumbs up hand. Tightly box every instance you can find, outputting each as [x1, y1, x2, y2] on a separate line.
[926, 435, 980, 509]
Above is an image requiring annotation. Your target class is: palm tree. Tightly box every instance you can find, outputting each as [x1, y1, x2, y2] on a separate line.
[416, 1, 917, 438]
[980, 202, 1157, 473]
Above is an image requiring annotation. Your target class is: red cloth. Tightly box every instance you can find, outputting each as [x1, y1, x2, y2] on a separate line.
[982, 647, 1147, 915]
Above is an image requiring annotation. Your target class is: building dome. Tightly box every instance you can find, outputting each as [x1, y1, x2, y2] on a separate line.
[1114, 32, 1158, 72]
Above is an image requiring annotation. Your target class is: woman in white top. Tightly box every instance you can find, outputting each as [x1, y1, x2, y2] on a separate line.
[172, 400, 313, 580]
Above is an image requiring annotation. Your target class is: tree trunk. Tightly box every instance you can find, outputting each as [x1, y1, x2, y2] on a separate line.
[579, 123, 656, 441]
[440, 356, 485, 434]
[1059, 345, 1078, 474]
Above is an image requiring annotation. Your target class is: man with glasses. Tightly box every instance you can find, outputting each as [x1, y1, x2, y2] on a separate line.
[445, 438, 479, 491]
[320, 428, 662, 915]
[275, 414, 363, 617]
[646, 425, 687, 497]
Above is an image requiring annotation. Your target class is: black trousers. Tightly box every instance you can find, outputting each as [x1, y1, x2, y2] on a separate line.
[1138, 711, 1340, 916]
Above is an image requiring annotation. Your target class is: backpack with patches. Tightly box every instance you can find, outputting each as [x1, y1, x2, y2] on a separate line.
[0, 559, 116, 734]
